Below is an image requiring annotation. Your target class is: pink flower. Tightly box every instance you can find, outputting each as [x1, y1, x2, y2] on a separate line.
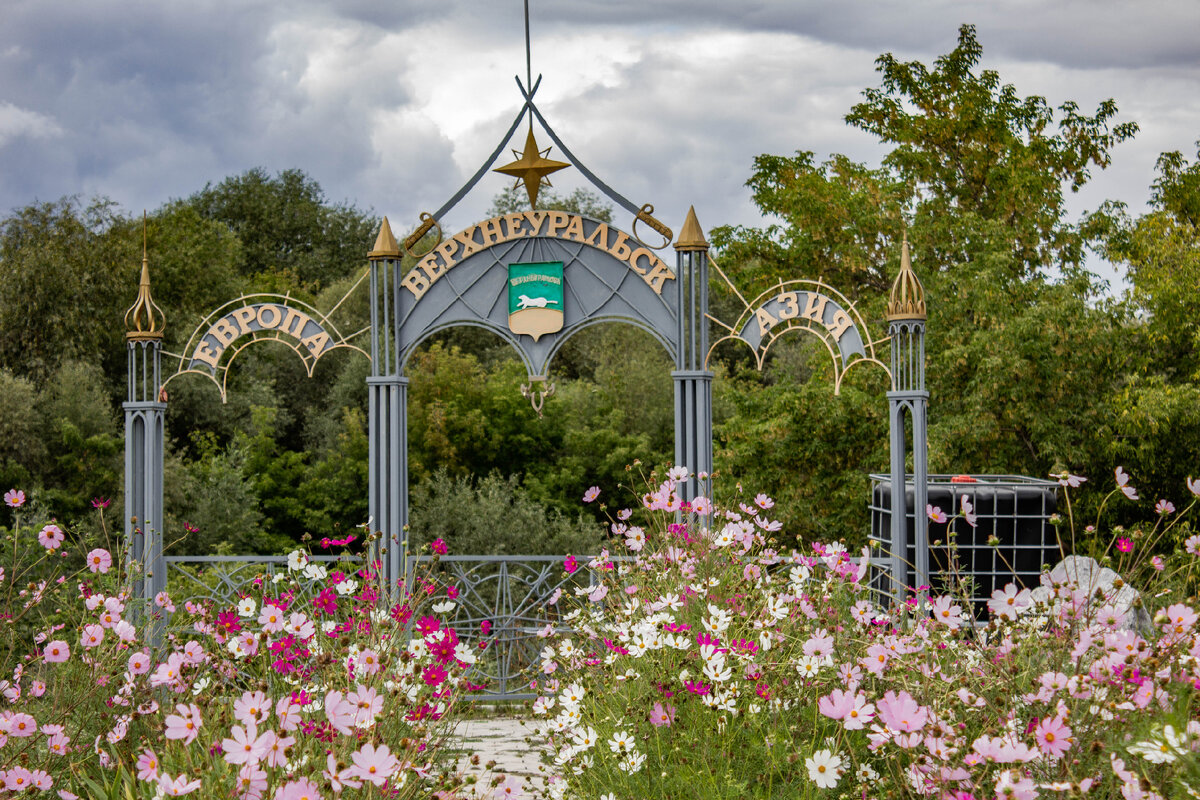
[233, 691, 270, 727]
[349, 743, 400, 786]
[582, 486, 600, 503]
[930, 596, 966, 628]
[357, 648, 382, 675]
[587, 584, 608, 603]
[136, 749, 160, 781]
[1115, 467, 1138, 500]
[649, 701, 676, 727]
[960, 495, 977, 527]
[80, 624, 104, 648]
[875, 690, 928, 733]
[86, 549, 112, 574]
[926, 504, 947, 524]
[235, 764, 268, 800]
[348, 684, 383, 727]
[1151, 555, 1165, 571]
[1052, 472, 1086, 488]
[324, 691, 356, 736]
[1155, 499, 1175, 515]
[754, 492, 774, 509]
[323, 753, 361, 793]
[1034, 716, 1073, 758]
[163, 704, 202, 744]
[4, 489, 25, 508]
[817, 689, 855, 720]
[564, 555, 578, 574]
[37, 524, 64, 550]
[430, 538, 448, 555]
[5, 767, 32, 791]
[222, 725, 266, 766]
[272, 778, 323, 800]
[158, 773, 202, 796]
[275, 696, 302, 732]
[987, 584, 1031, 620]
[261, 730, 294, 769]
[43, 640, 69, 664]
[1115, 537, 1133, 554]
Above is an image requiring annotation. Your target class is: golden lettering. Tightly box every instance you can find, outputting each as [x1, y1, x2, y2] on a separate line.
[755, 307, 778, 338]
[211, 318, 239, 347]
[561, 214, 585, 242]
[419, 253, 447, 283]
[502, 213, 526, 239]
[233, 307, 257, 336]
[432, 238, 458, 269]
[777, 292, 799, 320]
[280, 307, 312, 337]
[801, 292, 829, 323]
[522, 210, 549, 235]
[256, 304, 282, 329]
[401, 270, 430, 300]
[643, 260, 675, 294]
[546, 211, 570, 238]
[301, 330, 331, 356]
[479, 217, 507, 248]
[609, 231, 633, 263]
[826, 310, 853, 341]
[584, 222, 609, 249]
[452, 226, 480, 259]
[628, 247, 651, 275]
[193, 340, 221, 369]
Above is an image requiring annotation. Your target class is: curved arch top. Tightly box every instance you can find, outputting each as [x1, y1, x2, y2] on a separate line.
[396, 212, 679, 376]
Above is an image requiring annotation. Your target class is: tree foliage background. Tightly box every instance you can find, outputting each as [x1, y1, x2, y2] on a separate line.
[0, 25, 1195, 557]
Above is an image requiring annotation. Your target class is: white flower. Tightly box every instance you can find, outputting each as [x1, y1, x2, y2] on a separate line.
[431, 600, 456, 613]
[287, 550, 307, 571]
[303, 563, 327, 581]
[608, 730, 634, 753]
[806, 749, 843, 789]
[617, 749, 646, 774]
[334, 579, 358, 596]
[236, 597, 256, 618]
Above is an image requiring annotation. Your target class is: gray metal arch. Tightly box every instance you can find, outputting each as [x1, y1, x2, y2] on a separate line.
[542, 314, 676, 374]
[400, 319, 537, 376]
[395, 215, 680, 378]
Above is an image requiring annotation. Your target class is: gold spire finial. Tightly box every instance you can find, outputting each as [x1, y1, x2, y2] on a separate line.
[494, 127, 570, 209]
[674, 206, 709, 251]
[125, 212, 165, 341]
[368, 216, 401, 260]
[886, 231, 927, 321]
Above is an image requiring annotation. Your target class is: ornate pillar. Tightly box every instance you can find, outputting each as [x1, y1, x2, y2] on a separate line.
[367, 219, 408, 593]
[123, 224, 167, 608]
[672, 207, 713, 502]
[886, 234, 929, 599]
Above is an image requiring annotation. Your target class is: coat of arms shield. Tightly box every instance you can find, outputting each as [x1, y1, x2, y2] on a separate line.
[507, 261, 564, 341]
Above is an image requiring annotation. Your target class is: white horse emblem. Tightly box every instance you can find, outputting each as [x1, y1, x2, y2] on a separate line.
[516, 294, 558, 310]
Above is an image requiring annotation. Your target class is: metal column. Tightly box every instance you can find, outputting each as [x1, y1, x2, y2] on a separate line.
[673, 207, 713, 501]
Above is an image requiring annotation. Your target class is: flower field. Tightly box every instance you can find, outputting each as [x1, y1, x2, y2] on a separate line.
[2, 465, 1200, 798]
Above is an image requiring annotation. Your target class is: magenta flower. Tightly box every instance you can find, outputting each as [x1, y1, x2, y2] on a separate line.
[582, 486, 600, 503]
[86, 548, 112, 574]
[1115, 537, 1133, 553]
[564, 554, 578, 574]
[649, 701, 676, 727]
[431, 538, 448, 555]
[91, 496, 111, 509]
[4, 489, 25, 508]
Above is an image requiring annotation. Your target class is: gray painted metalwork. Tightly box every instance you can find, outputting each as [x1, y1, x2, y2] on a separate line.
[887, 319, 929, 599]
[124, 340, 166, 609]
[165, 555, 350, 608]
[673, 246, 713, 501]
[406, 555, 607, 700]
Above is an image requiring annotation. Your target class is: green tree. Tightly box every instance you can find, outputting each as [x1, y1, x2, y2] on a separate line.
[182, 168, 377, 290]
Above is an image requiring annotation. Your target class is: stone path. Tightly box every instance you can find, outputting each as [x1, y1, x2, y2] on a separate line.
[450, 714, 549, 798]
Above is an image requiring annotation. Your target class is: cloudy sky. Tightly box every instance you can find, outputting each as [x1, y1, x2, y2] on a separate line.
[2, 1, 1198, 283]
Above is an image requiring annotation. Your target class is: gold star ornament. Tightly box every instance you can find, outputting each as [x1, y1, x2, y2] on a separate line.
[494, 127, 570, 209]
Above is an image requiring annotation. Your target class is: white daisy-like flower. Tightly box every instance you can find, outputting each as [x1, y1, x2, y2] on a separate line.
[805, 749, 843, 789]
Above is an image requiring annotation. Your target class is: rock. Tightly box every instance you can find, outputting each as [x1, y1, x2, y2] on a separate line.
[1029, 555, 1153, 636]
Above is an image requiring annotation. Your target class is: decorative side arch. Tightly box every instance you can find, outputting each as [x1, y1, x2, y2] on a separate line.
[162, 281, 370, 402]
[706, 270, 890, 393]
